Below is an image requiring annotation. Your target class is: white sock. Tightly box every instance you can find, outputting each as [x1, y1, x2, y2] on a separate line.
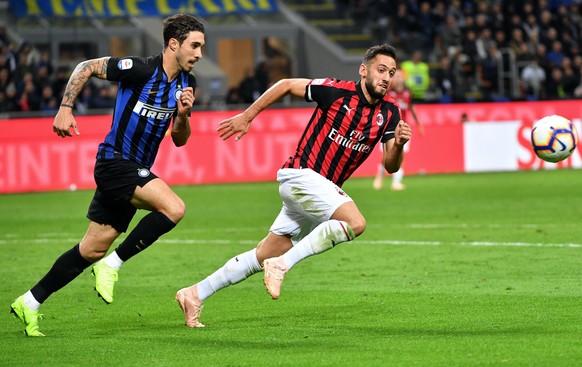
[376, 163, 384, 179]
[197, 248, 262, 301]
[282, 220, 355, 269]
[103, 250, 124, 270]
[23, 290, 41, 310]
[392, 168, 404, 184]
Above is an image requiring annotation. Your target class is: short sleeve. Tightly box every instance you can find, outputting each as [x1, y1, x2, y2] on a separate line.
[305, 78, 338, 109]
[381, 107, 402, 143]
[106, 56, 153, 84]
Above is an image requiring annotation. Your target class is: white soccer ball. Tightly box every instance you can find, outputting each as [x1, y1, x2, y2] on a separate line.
[531, 115, 578, 163]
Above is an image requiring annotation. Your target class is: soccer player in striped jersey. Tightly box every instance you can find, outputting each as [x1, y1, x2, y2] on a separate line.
[10, 14, 205, 337]
[176, 44, 412, 328]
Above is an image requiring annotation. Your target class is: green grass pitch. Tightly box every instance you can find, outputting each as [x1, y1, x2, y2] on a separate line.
[2, 170, 582, 366]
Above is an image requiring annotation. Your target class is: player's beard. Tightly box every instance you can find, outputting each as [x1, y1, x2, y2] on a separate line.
[176, 51, 194, 72]
[365, 79, 386, 100]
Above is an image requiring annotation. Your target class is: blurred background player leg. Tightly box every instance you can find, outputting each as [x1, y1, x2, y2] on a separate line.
[390, 134, 412, 191]
[391, 168, 405, 190]
[373, 163, 384, 190]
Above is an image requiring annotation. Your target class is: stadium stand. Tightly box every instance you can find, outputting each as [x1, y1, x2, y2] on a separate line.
[283, 1, 374, 55]
[284, 0, 582, 103]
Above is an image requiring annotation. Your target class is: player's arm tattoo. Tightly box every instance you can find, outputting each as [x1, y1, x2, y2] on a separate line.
[61, 57, 110, 105]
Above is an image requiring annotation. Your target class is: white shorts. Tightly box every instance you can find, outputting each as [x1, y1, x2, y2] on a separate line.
[269, 168, 353, 244]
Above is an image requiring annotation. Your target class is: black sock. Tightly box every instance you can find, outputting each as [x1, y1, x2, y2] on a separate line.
[115, 212, 176, 261]
[30, 244, 92, 304]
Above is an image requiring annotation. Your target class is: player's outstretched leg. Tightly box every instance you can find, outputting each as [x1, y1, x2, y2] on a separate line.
[176, 285, 205, 328]
[11, 243, 92, 336]
[176, 248, 262, 326]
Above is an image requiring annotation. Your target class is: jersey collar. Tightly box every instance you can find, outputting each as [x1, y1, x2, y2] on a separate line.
[356, 80, 379, 106]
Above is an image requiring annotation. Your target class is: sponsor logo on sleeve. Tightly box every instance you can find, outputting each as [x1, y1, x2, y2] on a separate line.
[118, 59, 133, 70]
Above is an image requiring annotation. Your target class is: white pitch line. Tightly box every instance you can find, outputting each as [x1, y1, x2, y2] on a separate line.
[0, 238, 581, 249]
[362, 240, 582, 248]
[0, 223, 576, 240]
[376, 223, 579, 229]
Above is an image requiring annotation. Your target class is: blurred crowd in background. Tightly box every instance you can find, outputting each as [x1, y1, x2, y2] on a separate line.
[0, 25, 118, 113]
[342, 0, 582, 102]
[1, 0, 582, 113]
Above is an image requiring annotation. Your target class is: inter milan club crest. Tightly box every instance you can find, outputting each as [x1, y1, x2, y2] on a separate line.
[174, 85, 183, 101]
[137, 168, 150, 177]
[376, 113, 384, 126]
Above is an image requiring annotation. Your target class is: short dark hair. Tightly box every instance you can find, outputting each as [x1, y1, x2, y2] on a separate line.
[163, 14, 205, 48]
[363, 44, 397, 65]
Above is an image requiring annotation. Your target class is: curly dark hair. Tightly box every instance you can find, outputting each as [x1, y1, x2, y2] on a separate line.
[163, 14, 205, 48]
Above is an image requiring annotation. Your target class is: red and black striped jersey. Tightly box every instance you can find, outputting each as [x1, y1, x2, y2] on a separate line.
[282, 78, 401, 187]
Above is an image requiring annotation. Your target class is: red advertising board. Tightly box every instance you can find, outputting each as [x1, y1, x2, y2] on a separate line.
[1, 100, 581, 194]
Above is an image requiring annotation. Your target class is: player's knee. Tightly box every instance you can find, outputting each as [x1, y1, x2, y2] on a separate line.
[79, 242, 110, 263]
[256, 234, 292, 264]
[348, 217, 366, 237]
[79, 223, 118, 262]
[164, 198, 186, 223]
[85, 250, 107, 263]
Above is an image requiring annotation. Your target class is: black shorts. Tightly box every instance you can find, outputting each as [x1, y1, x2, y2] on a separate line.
[87, 157, 158, 233]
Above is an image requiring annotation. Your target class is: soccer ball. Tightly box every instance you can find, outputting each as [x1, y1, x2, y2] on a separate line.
[530, 115, 578, 163]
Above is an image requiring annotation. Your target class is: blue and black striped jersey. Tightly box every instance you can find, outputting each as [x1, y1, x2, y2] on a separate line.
[97, 54, 196, 168]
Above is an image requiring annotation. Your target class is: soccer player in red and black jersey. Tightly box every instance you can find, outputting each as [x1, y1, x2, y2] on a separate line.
[10, 14, 204, 337]
[176, 44, 411, 328]
[373, 69, 423, 190]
